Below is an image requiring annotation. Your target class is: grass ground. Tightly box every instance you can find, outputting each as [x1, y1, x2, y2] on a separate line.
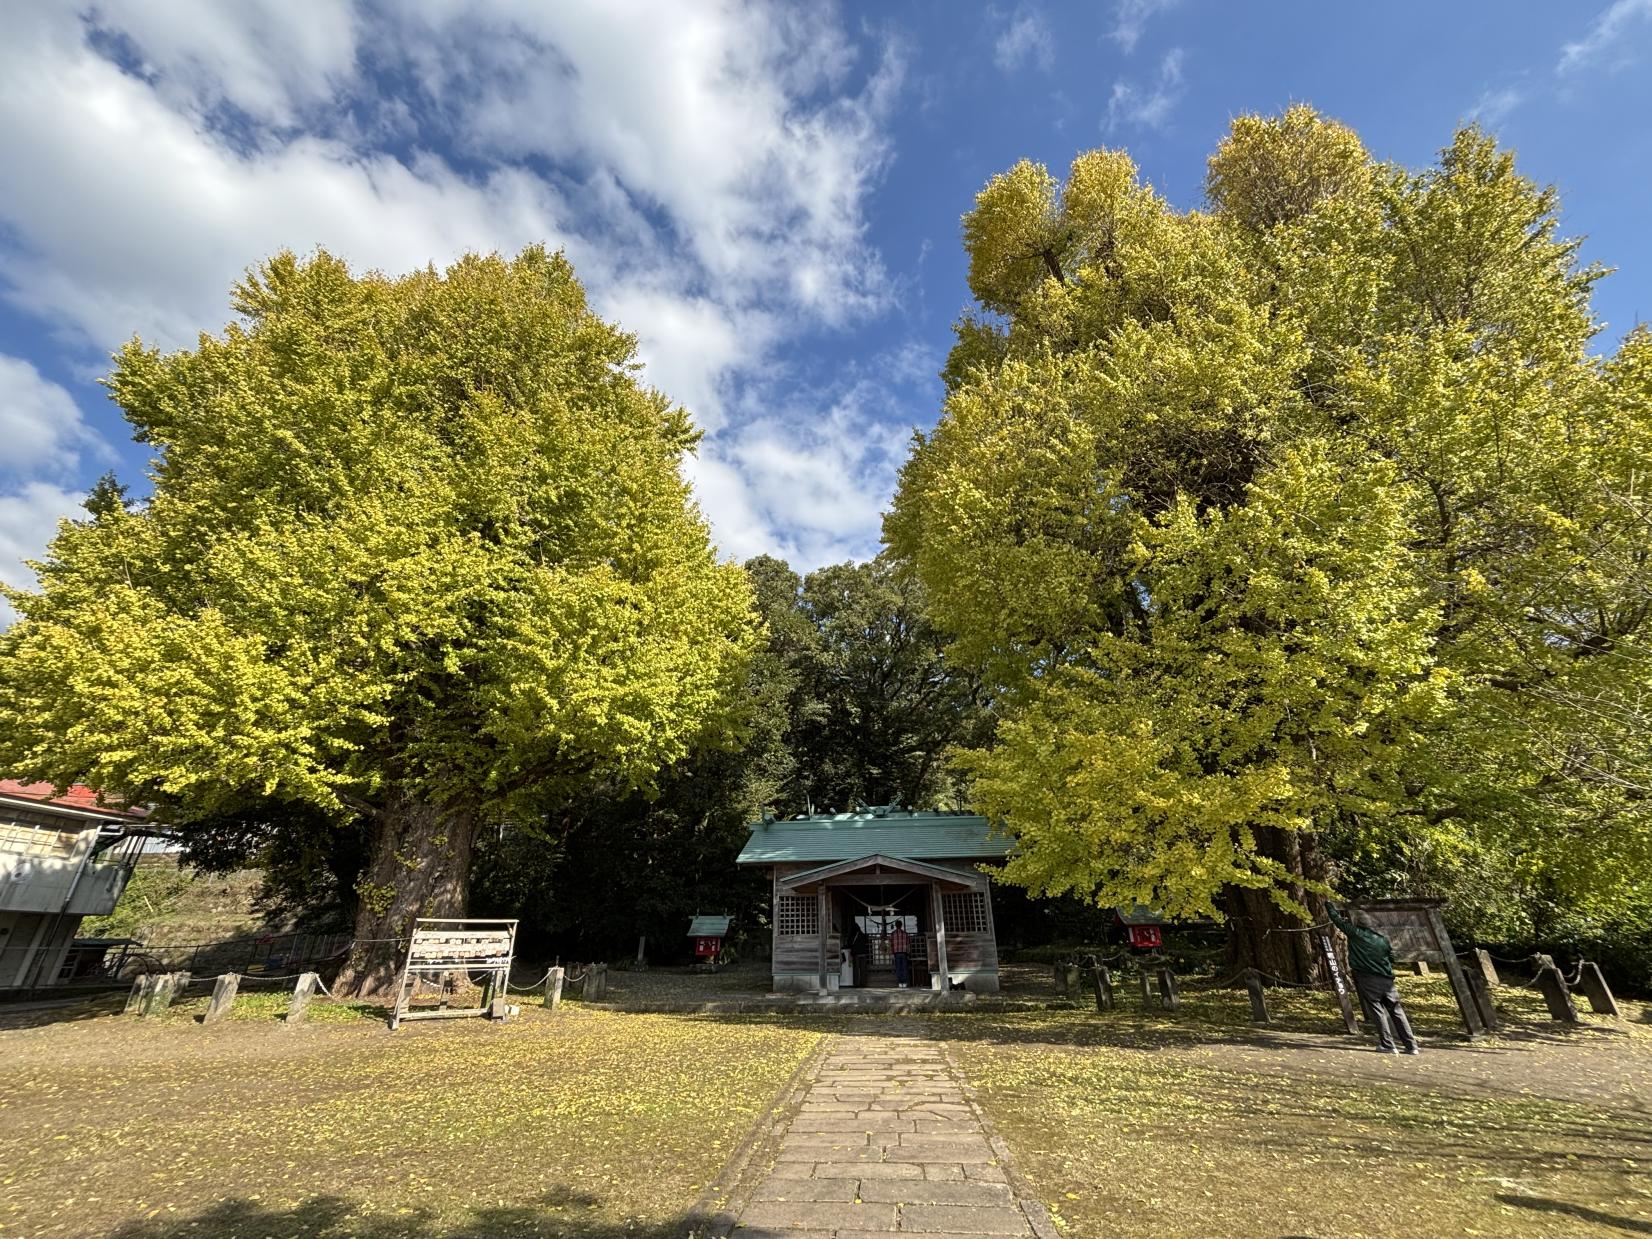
[3, 969, 1647, 1238]
[0, 1004, 818, 1238]
[938, 974, 1652, 1237]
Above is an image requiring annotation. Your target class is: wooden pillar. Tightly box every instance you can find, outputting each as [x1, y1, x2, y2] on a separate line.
[1093, 965, 1114, 1011]
[816, 886, 829, 991]
[287, 972, 319, 1023]
[544, 966, 564, 1012]
[1244, 968, 1270, 1023]
[1317, 933, 1360, 1035]
[1426, 906, 1488, 1039]
[203, 973, 240, 1024]
[1463, 966, 1498, 1032]
[931, 884, 950, 992]
[1577, 962, 1620, 1017]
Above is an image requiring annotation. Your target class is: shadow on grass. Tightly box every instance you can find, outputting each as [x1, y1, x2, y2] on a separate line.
[0, 991, 129, 1030]
[1495, 1193, 1652, 1233]
[103, 1190, 715, 1239]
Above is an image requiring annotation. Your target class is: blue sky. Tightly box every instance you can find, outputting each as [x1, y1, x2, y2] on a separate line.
[1, 1, 1649, 620]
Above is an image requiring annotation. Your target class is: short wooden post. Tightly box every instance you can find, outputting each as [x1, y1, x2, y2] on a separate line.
[1412, 960, 1431, 976]
[1092, 965, 1114, 1012]
[1052, 962, 1069, 996]
[124, 974, 152, 1015]
[1244, 968, 1270, 1023]
[1463, 965, 1498, 1032]
[1576, 961, 1620, 1017]
[287, 972, 319, 1024]
[544, 966, 564, 1012]
[1156, 966, 1179, 1011]
[203, 973, 240, 1024]
[1473, 948, 1499, 987]
[141, 972, 178, 1017]
[1534, 965, 1580, 1024]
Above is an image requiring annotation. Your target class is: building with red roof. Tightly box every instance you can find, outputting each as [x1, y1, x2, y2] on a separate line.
[1, 780, 151, 989]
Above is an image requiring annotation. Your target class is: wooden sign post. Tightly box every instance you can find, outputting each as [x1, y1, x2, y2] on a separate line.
[1318, 933, 1361, 1034]
[390, 919, 518, 1031]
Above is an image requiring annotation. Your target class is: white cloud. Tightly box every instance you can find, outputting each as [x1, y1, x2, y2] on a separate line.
[1468, 86, 1524, 129]
[0, 1, 908, 599]
[0, 355, 106, 480]
[0, 482, 86, 626]
[1109, 0, 1177, 54]
[1105, 47, 1185, 132]
[994, 6, 1055, 74]
[1558, 0, 1652, 73]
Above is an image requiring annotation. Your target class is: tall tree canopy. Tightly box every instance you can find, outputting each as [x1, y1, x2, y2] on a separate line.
[469, 551, 984, 960]
[888, 108, 1652, 979]
[0, 247, 757, 993]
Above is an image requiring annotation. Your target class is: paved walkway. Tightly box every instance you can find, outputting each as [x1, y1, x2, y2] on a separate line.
[731, 1032, 1051, 1237]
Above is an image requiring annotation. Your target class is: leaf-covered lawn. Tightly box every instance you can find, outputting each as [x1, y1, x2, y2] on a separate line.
[0, 1006, 817, 1238]
[939, 979, 1652, 1237]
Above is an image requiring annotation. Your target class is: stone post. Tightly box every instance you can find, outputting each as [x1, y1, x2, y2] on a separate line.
[583, 964, 600, 1001]
[1137, 965, 1154, 1007]
[544, 966, 564, 1012]
[1576, 961, 1620, 1017]
[1412, 960, 1431, 976]
[1244, 968, 1270, 1023]
[1473, 948, 1499, 987]
[287, 972, 320, 1024]
[1534, 964, 1580, 1024]
[1052, 962, 1069, 996]
[141, 972, 178, 1017]
[124, 974, 152, 1016]
[1463, 965, 1497, 1032]
[596, 962, 609, 999]
[203, 973, 240, 1024]
[1156, 966, 1179, 1011]
[1093, 965, 1114, 1012]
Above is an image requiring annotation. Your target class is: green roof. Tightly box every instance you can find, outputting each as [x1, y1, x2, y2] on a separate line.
[687, 915, 732, 937]
[736, 808, 1012, 865]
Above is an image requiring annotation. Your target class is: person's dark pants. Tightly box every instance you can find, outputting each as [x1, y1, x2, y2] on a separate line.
[1354, 970, 1417, 1051]
[893, 951, 910, 986]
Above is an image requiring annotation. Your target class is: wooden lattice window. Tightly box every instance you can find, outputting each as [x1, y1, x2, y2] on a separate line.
[942, 891, 990, 934]
[776, 892, 818, 936]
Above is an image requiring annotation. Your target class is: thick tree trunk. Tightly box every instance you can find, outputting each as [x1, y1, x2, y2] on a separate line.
[1222, 826, 1338, 986]
[332, 790, 480, 998]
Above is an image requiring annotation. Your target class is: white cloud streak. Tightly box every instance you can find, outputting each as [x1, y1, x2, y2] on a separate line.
[1105, 47, 1185, 132]
[994, 5, 1055, 73]
[1558, 0, 1652, 73]
[1109, 0, 1177, 54]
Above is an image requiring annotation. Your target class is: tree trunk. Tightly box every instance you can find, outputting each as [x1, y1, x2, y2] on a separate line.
[1222, 826, 1337, 985]
[332, 790, 480, 998]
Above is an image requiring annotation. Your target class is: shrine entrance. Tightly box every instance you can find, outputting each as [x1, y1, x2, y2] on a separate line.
[835, 883, 930, 989]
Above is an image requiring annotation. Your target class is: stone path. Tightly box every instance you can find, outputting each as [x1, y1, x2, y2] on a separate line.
[730, 1032, 1052, 1237]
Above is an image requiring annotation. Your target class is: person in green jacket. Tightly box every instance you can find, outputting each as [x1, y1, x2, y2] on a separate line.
[1328, 904, 1420, 1055]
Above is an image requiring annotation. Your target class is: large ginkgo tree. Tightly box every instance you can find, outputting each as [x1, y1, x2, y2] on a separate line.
[888, 109, 1652, 979]
[0, 248, 758, 994]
